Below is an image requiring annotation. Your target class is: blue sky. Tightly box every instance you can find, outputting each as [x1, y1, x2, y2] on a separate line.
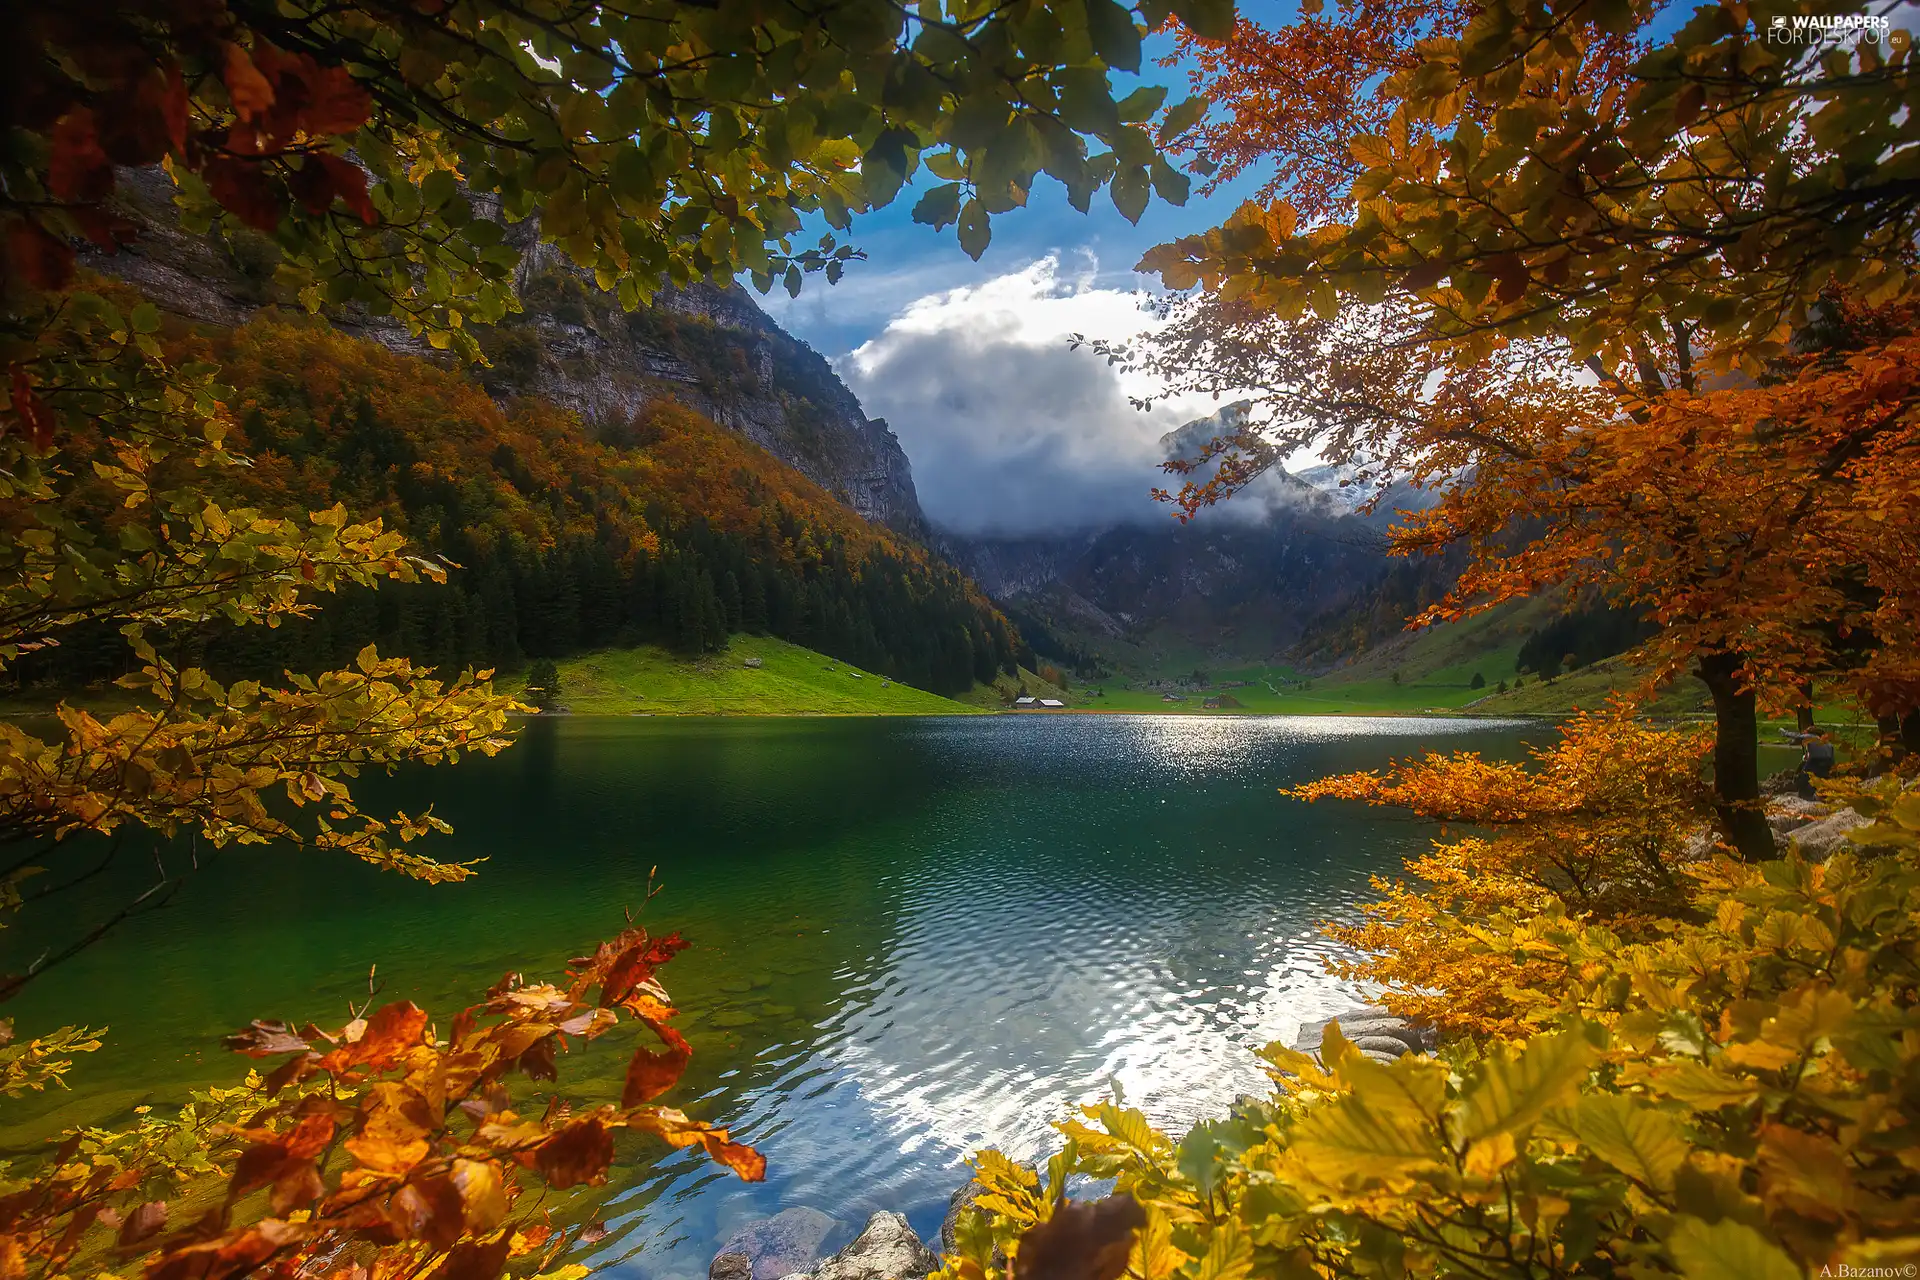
[753, 20, 1291, 538]
[759, 26, 1278, 357]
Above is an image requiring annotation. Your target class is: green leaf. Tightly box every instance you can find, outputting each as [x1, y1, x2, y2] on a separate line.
[1452, 1029, 1595, 1147]
[1157, 95, 1209, 145]
[925, 150, 966, 182]
[1083, 0, 1142, 72]
[1116, 85, 1167, 123]
[1554, 1094, 1689, 1191]
[1176, 1122, 1229, 1199]
[1111, 165, 1150, 223]
[1164, 0, 1235, 40]
[1666, 1217, 1800, 1280]
[129, 303, 162, 335]
[957, 198, 990, 260]
[912, 182, 964, 230]
[1150, 158, 1190, 206]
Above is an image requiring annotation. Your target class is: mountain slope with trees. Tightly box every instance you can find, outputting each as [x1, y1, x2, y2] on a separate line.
[18, 309, 1023, 699]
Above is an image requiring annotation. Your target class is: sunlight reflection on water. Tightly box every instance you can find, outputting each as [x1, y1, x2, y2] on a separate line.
[585, 715, 1534, 1280]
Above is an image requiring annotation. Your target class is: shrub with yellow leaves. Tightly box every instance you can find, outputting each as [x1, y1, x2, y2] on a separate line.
[940, 724, 1920, 1279]
[1297, 712, 1715, 1038]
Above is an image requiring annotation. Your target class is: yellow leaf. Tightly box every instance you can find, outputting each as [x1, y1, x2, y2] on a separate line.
[1129, 1204, 1185, 1280]
[1666, 1216, 1800, 1280]
[1635, 1060, 1760, 1110]
[1553, 1095, 1689, 1191]
[1190, 1224, 1251, 1280]
[1349, 135, 1394, 168]
[1462, 1129, 1517, 1178]
[1452, 1030, 1596, 1146]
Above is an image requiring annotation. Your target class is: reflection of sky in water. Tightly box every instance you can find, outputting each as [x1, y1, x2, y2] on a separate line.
[594, 715, 1533, 1280]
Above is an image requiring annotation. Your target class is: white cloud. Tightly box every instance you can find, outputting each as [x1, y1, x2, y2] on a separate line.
[839, 254, 1228, 537]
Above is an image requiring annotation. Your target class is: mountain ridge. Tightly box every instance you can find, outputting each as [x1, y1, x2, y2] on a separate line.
[84, 167, 929, 538]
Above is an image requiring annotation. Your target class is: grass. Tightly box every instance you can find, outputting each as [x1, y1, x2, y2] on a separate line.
[951, 665, 1072, 710]
[1061, 605, 1541, 716]
[550, 636, 983, 716]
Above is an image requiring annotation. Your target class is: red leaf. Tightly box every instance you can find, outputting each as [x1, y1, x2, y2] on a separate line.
[200, 154, 286, 232]
[435, 1235, 512, 1280]
[621, 1021, 691, 1107]
[348, 1001, 429, 1068]
[1013, 1195, 1145, 1280]
[5, 220, 75, 293]
[224, 43, 277, 121]
[311, 153, 375, 223]
[297, 65, 373, 137]
[535, 1118, 614, 1189]
[282, 1113, 336, 1159]
[6, 368, 57, 451]
[599, 932, 688, 1006]
[47, 109, 113, 203]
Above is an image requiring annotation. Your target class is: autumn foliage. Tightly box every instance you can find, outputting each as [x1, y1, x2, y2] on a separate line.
[0, 926, 762, 1280]
[1295, 713, 1714, 1036]
[1106, 0, 1920, 867]
[945, 719, 1920, 1278]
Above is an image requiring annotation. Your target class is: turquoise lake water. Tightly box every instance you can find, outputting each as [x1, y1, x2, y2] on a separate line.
[0, 713, 1538, 1280]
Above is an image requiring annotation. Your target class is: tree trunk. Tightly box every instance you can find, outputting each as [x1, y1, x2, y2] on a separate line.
[1795, 682, 1815, 733]
[1877, 714, 1902, 771]
[1697, 651, 1775, 861]
[1903, 710, 1920, 758]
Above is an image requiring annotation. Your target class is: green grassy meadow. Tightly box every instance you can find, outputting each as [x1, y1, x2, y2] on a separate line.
[550, 636, 982, 716]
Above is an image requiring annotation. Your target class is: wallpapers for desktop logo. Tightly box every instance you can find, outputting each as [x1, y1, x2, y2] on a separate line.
[1766, 10, 1904, 46]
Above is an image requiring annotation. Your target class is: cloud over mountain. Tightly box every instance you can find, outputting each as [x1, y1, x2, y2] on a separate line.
[839, 254, 1224, 537]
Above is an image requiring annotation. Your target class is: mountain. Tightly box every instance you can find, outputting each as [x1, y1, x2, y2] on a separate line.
[85, 168, 927, 537]
[935, 403, 1435, 675]
[46, 173, 1019, 697]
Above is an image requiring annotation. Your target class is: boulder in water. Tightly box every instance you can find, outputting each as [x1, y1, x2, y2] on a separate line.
[805, 1213, 937, 1280]
[716, 1207, 839, 1280]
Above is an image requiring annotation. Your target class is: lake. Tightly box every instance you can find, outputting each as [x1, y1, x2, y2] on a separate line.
[0, 714, 1536, 1280]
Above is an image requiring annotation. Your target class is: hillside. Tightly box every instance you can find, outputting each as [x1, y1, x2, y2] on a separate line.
[16, 308, 1023, 700]
[86, 168, 928, 536]
[549, 637, 982, 716]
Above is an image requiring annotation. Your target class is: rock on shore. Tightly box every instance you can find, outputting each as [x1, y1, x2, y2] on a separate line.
[1293, 1006, 1436, 1065]
[711, 1209, 940, 1280]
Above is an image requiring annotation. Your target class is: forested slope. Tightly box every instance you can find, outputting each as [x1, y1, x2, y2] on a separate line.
[23, 311, 1021, 698]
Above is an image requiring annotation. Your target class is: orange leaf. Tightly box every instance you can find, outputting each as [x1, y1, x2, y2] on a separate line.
[621, 1020, 691, 1106]
[225, 43, 277, 121]
[535, 1117, 614, 1189]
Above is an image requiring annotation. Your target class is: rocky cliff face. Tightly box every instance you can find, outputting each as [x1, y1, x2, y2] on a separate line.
[486, 240, 927, 537]
[83, 169, 929, 538]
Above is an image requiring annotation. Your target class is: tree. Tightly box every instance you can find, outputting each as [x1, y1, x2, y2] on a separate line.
[524, 658, 561, 711]
[1292, 712, 1713, 1036]
[4, 0, 1228, 359]
[1113, 1, 1920, 859]
[0, 1, 1231, 1277]
[942, 735, 1920, 1278]
[1468, 671, 1484, 689]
